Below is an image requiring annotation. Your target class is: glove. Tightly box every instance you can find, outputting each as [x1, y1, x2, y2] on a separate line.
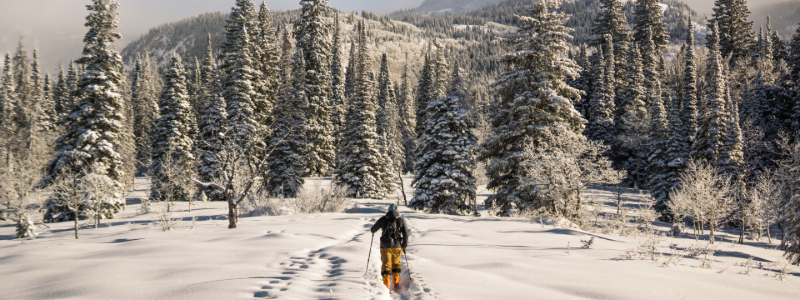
[402, 247, 406, 251]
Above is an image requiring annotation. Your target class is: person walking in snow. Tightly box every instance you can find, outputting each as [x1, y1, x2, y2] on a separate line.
[370, 204, 409, 289]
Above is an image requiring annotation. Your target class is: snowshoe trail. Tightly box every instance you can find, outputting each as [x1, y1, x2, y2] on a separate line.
[389, 213, 440, 300]
[253, 219, 391, 299]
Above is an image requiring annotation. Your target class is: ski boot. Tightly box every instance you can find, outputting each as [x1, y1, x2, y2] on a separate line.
[382, 274, 391, 289]
[392, 272, 401, 287]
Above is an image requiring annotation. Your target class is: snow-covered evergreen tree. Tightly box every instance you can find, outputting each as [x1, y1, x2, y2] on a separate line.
[431, 39, 450, 101]
[789, 25, 800, 85]
[37, 72, 57, 135]
[336, 21, 392, 199]
[65, 61, 79, 112]
[416, 54, 433, 138]
[222, 25, 260, 154]
[376, 54, 405, 174]
[616, 43, 648, 185]
[591, 0, 629, 57]
[13, 39, 31, 108]
[663, 92, 684, 211]
[253, 3, 280, 152]
[149, 55, 196, 203]
[586, 40, 615, 143]
[693, 23, 730, 168]
[399, 62, 416, 174]
[647, 77, 670, 213]
[411, 61, 478, 214]
[294, 0, 336, 177]
[330, 13, 346, 148]
[633, 0, 668, 53]
[344, 39, 356, 98]
[196, 38, 227, 202]
[708, 0, 755, 61]
[131, 53, 160, 171]
[481, 0, 584, 215]
[54, 66, 70, 117]
[41, 0, 126, 221]
[265, 49, 308, 198]
[682, 20, 699, 149]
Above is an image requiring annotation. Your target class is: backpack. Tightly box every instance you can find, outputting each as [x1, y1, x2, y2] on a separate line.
[382, 214, 403, 246]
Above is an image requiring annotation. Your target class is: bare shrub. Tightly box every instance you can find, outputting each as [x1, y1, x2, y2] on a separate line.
[158, 203, 177, 231]
[244, 182, 351, 216]
[686, 242, 718, 269]
[581, 237, 595, 249]
[670, 161, 734, 243]
[637, 229, 665, 260]
[772, 257, 793, 281]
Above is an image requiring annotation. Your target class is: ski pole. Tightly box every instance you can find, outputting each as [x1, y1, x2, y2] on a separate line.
[403, 249, 412, 277]
[366, 232, 374, 275]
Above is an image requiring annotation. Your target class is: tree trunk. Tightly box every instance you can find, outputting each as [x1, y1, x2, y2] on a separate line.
[397, 171, 408, 206]
[709, 223, 715, 244]
[228, 200, 237, 229]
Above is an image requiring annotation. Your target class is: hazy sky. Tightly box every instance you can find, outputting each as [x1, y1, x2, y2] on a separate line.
[0, 0, 794, 73]
[0, 0, 424, 73]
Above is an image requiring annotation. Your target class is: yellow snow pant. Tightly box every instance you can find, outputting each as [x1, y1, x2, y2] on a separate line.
[380, 247, 402, 275]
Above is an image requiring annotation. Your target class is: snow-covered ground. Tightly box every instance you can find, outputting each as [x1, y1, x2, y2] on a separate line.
[2, 178, 799, 299]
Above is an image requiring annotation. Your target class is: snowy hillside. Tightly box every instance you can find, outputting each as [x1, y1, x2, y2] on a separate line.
[2, 178, 798, 299]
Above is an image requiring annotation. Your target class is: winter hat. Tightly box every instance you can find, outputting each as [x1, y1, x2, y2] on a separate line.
[388, 204, 398, 212]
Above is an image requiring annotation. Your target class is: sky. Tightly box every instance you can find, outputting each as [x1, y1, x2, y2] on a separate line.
[0, 0, 794, 73]
[0, 0, 424, 73]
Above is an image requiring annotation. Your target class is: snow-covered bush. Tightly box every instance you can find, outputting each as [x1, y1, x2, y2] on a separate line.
[244, 183, 351, 216]
[669, 160, 733, 243]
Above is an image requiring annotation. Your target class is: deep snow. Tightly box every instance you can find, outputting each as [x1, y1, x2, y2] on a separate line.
[1, 178, 799, 300]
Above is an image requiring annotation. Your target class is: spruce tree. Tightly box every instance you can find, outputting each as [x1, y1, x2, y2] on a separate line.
[265, 49, 308, 198]
[150, 55, 196, 203]
[633, 0, 668, 52]
[376, 54, 405, 175]
[330, 13, 346, 147]
[617, 43, 648, 185]
[431, 40, 450, 101]
[480, 0, 584, 215]
[253, 3, 280, 150]
[399, 62, 416, 174]
[411, 61, 478, 214]
[131, 53, 160, 171]
[28, 49, 45, 148]
[222, 23, 260, 154]
[66, 61, 79, 112]
[663, 92, 683, 212]
[196, 36, 227, 202]
[41, 0, 126, 221]
[789, 25, 800, 84]
[693, 23, 729, 168]
[13, 39, 30, 107]
[54, 66, 70, 117]
[591, 0, 629, 58]
[586, 41, 615, 143]
[416, 54, 433, 138]
[294, 0, 335, 177]
[344, 39, 356, 97]
[37, 73, 57, 135]
[337, 21, 392, 199]
[647, 78, 670, 213]
[708, 0, 755, 61]
[682, 20, 699, 148]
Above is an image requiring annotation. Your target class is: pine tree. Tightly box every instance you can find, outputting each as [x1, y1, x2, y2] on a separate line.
[150, 55, 196, 203]
[431, 40, 450, 101]
[294, 0, 335, 177]
[617, 43, 648, 185]
[337, 21, 392, 199]
[574, 44, 592, 117]
[265, 49, 308, 198]
[647, 77, 670, 212]
[682, 20, 699, 149]
[253, 3, 280, 151]
[693, 23, 730, 169]
[344, 39, 356, 97]
[481, 0, 584, 215]
[720, 98, 743, 179]
[41, 0, 126, 221]
[708, 0, 755, 61]
[66, 61, 79, 112]
[399, 61, 416, 174]
[591, 0, 630, 58]
[13, 39, 31, 107]
[221, 22, 260, 154]
[0, 54, 18, 147]
[663, 92, 683, 212]
[376, 54, 406, 177]
[131, 53, 160, 171]
[37, 73, 57, 135]
[27, 49, 45, 148]
[586, 41, 615, 143]
[54, 65, 70, 117]
[416, 54, 433, 138]
[330, 13, 346, 148]
[789, 25, 800, 84]
[196, 35, 227, 202]
[633, 0, 668, 52]
[411, 61, 478, 214]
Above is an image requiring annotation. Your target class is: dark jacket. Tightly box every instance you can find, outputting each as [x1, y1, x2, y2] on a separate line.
[370, 211, 408, 249]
